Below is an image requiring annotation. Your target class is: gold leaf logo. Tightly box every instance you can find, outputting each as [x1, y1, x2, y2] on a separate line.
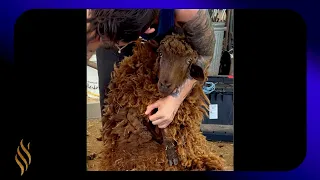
[15, 139, 31, 176]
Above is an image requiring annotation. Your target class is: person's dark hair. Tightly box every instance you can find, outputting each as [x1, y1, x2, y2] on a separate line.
[87, 9, 159, 45]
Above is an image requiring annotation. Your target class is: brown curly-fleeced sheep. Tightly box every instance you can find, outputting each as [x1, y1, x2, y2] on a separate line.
[100, 34, 225, 171]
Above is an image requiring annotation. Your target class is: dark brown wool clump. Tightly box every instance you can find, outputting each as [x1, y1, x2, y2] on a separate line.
[100, 34, 225, 171]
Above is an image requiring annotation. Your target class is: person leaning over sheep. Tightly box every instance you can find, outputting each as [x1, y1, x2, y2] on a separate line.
[87, 9, 215, 129]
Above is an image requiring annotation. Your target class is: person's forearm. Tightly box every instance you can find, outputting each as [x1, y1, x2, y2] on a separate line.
[170, 78, 197, 103]
[170, 9, 214, 101]
[178, 9, 215, 72]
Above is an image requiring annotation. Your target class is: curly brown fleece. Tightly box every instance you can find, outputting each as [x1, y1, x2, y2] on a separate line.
[100, 34, 225, 171]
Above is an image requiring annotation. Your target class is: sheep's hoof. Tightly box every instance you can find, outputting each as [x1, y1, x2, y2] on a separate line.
[165, 142, 179, 166]
[170, 157, 179, 166]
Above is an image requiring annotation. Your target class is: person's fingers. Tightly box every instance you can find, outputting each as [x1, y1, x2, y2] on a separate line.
[158, 121, 169, 129]
[145, 101, 160, 115]
[87, 9, 92, 30]
[144, 27, 156, 34]
[87, 9, 90, 18]
[151, 118, 166, 126]
[149, 112, 164, 121]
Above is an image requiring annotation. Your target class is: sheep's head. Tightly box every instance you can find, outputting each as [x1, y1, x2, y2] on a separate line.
[155, 35, 205, 96]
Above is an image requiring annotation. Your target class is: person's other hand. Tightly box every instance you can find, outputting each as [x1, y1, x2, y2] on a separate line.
[87, 9, 97, 42]
[145, 95, 182, 129]
[86, 9, 102, 60]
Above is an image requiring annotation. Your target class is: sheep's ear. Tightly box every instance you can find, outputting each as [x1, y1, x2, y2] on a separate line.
[190, 64, 205, 82]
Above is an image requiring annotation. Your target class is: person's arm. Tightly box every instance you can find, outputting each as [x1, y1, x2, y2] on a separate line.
[176, 9, 215, 71]
[86, 9, 103, 60]
[171, 9, 214, 102]
[146, 9, 215, 128]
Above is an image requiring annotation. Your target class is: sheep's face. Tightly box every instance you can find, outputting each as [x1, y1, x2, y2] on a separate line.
[156, 36, 205, 96]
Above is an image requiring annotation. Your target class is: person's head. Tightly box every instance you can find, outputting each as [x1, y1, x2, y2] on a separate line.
[87, 9, 159, 48]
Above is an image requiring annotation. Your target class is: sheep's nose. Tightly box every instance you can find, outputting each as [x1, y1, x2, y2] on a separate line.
[160, 82, 171, 89]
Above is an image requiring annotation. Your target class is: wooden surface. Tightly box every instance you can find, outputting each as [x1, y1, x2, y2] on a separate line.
[201, 124, 233, 134]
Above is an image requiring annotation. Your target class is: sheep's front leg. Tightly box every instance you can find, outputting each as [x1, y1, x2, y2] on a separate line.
[142, 118, 163, 144]
[149, 108, 179, 166]
[161, 128, 179, 166]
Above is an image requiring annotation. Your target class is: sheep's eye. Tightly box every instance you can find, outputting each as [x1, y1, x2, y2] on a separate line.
[159, 52, 162, 57]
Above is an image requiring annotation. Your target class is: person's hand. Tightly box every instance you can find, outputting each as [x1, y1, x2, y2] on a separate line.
[86, 9, 102, 60]
[86, 9, 96, 42]
[86, 9, 91, 30]
[145, 95, 183, 129]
